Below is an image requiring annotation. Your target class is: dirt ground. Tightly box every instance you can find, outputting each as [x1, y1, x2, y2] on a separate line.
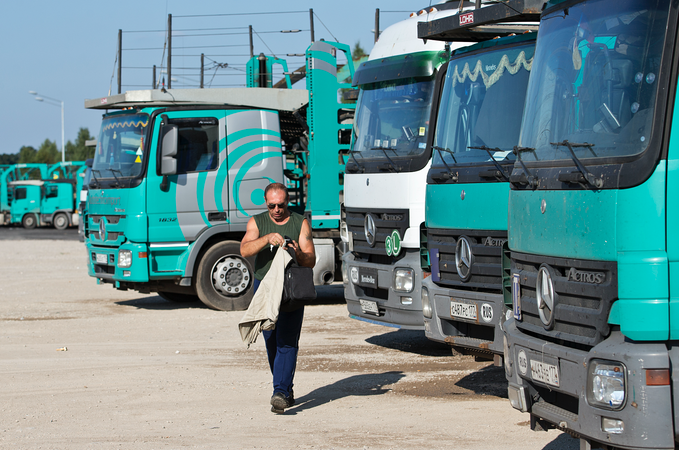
[0, 239, 581, 449]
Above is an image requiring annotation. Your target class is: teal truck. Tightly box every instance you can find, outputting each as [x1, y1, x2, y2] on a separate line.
[419, 31, 536, 360]
[341, 3, 469, 330]
[83, 41, 355, 310]
[0, 164, 48, 226]
[498, 0, 679, 448]
[6, 179, 77, 229]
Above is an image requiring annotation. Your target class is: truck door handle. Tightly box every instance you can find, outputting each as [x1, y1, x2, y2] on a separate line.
[208, 212, 226, 222]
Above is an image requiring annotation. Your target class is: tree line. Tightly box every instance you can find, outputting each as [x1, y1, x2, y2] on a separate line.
[0, 128, 94, 165]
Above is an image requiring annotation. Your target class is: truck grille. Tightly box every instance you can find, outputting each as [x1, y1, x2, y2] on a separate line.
[345, 208, 409, 261]
[88, 215, 126, 246]
[511, 251, 618, 349]
[428, 228, 506, 291]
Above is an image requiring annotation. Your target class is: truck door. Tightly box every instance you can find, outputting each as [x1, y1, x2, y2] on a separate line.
[147, 111, 227, 242]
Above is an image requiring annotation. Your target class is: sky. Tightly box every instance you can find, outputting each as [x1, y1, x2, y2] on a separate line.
[0, 1, 436, 156]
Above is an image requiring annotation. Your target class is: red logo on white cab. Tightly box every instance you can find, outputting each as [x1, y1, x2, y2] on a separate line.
[460, 12, 474, 25]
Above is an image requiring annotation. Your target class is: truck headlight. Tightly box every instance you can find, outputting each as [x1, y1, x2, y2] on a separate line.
[587, 360, 625, 409]
[421, 286, 432, 319]
[118, 250, 132, 268]
[350, 266, 359, 284]
[393, 268, 414, 292]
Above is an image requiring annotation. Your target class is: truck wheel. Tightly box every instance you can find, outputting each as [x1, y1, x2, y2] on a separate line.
[22, 214, 37, 229]
[195, 241, 255, 311]
[158, 292, 200, 303]
[53, 213, 69, 230]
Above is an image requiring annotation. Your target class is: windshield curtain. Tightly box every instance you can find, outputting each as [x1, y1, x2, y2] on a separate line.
[93, 113, 149, 178]
[433, 43, 535, 166]
[519, 0, 669, 162]
[352, 77, 435, 160]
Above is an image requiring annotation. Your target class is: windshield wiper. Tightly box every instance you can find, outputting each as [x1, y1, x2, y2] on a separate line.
[511, 146, 539, 188]
[90, 169, 101, 188]
[468, 146, 510, 181]
[370, 147, 399, 172]
[431, 146, 458, 182]
[550, 140, 603, 189]
[108, 168, 122, 188]
[346, 150, 365, 173]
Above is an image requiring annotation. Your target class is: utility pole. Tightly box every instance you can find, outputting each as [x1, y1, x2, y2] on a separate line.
[249, 25, 254, 57]
[309, 9, 315, 42]
[375, 9, 380, 43]
[168, 14, 172, 89]
[200, 54, 204, 88]
[118, 29, 122, 94]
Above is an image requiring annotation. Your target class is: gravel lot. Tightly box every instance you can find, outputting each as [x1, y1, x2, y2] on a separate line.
[0, 237, 580, 449]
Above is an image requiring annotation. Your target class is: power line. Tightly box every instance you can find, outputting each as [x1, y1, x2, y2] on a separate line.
[174, 10, 306, 18]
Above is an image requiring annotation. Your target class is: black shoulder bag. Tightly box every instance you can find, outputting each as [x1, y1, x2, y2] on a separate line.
[280, 238, 316, 312]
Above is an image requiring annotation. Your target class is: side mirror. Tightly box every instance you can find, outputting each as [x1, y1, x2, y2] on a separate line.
[160, 124, 178, 175]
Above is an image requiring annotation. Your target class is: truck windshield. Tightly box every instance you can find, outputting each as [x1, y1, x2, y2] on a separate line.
[352, 77, 435, 164]
[433, 42, 534, 167]
[519, 0, 669, 163]
[93, 113, 149, 178]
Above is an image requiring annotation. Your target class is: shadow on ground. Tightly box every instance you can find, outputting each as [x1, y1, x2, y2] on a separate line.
[116, 295, 208, 310]
[366, 329, 452, 357]
[283, 371, 405, 415]
[542, 433, 580, 450]
[453, 364, 508, 398]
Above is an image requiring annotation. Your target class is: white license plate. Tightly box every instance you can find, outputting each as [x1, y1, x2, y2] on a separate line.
[530, 360, 560, 387]
[96, 253, 108, 264]
[450, 301, 477, 320]
[360, 299, 379, 315]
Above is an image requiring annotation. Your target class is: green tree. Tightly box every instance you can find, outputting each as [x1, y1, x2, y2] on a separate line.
[34, 139, 60, 164]
[0, 153, 19, 165]
[65, 128, 95, 161]
[352, 41, 367, 61]
[17, 146, 37, 164]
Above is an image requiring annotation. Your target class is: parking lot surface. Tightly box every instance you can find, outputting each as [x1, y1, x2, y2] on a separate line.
[0, 237, 579, 449]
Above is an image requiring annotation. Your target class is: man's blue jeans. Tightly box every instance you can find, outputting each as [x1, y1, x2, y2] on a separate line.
[254, 278, 305, 397]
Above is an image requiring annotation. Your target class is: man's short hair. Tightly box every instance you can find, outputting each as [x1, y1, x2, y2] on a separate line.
[264, 182, 289, 202]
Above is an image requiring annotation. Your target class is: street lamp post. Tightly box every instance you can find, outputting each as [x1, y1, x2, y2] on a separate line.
[29, 91, 65, 163]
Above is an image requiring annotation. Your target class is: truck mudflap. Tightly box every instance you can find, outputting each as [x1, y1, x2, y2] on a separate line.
[505, 320, 675, 449]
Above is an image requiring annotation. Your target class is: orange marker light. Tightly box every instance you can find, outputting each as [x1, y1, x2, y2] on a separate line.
[138, 252, 148, 259]
[646, 369, 670, 386]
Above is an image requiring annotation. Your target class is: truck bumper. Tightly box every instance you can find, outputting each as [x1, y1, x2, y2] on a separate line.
[87, 242, 150, 283]
[342, 249, 424, 330]
[422, 276, 505, 356]
[504, 318, 675, 449]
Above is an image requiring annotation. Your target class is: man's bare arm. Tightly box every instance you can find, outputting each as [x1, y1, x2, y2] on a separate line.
[240, 217, 284, 258]
[292, 219, 316, 268]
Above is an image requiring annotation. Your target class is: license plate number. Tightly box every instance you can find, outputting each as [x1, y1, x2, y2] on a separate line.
[450, 301, 477, 320]
[360, 299, 379, 315]
[530, 360, 560, 387]
[96, 253, 108, 264]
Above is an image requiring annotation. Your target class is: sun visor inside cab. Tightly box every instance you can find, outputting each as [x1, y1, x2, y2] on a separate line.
[352, 53, 439, 87]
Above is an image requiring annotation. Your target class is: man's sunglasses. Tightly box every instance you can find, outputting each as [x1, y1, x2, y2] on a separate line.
[267, 203, 286, 210]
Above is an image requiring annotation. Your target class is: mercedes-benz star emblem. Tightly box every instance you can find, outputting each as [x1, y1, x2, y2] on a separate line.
[536, 266, 556, 329]
[364, 214, 376, 247]
[99, 217, 107, 241]
[455, 236, 473, 281]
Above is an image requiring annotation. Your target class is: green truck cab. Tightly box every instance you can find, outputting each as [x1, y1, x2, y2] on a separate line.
[500, 0, 679, 448]
[8, 179, 76, 229]
[420, 32, 536, 360]
[84, 42, 356, 311]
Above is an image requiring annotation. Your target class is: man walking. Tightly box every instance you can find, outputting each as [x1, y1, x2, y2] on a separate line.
[240, 182, 315, 413]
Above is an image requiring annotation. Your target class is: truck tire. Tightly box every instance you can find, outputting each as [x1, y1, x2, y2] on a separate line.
[22, 214, 37, 229]
[195, 241, 255, 311]
[158, 292, 200, 303]
[53, 213, 69, 230]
